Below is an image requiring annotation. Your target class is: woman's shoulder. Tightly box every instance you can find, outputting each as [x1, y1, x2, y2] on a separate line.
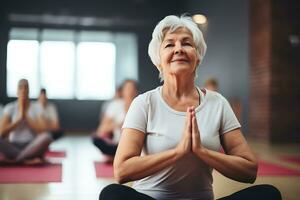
[3, 101, 17, 111]
[203, 89, 228, 105]
[134, 86, 160, 103]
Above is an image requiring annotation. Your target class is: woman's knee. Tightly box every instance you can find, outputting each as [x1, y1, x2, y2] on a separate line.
[99, 184, 129, 200]
[257, 184, 282, 199]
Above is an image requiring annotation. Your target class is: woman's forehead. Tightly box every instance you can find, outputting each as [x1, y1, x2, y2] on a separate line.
[163, 27, 193, 41]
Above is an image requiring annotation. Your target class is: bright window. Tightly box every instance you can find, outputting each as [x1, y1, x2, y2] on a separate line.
[6, 28, 138, 100]
[40, 41, 75, 99]
[7, 40, 39, 98]
[76, 42, 116, 100]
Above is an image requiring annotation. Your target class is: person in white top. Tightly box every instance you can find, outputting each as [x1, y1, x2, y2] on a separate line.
[36, 88, 63, 140]
[99, 15, 281, 200]
[0, 103, 3, 119]
[0, 79, 53, 165]
[93, 79, 138, 160]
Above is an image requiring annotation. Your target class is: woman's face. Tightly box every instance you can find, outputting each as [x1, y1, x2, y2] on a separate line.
[159, 27, 199, 79]
[17, 83, 29, 100]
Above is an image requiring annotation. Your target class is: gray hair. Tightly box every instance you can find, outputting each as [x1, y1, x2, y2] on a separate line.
[18, 79, 29, 87]
[148, 15, 207, 81]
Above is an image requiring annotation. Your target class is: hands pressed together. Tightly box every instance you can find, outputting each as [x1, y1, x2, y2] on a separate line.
[175, 106, 205, 159]
[16, 97, 28, 123]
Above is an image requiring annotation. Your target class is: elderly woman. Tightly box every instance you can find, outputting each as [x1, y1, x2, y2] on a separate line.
[99, 15, 281, 200]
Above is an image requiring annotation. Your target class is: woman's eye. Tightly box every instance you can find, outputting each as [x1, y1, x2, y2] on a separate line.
[165, 44, 173, 48]
[183, 43, 192, 46]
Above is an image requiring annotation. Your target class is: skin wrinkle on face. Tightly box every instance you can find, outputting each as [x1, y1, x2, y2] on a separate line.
[159, 28, 200, 80]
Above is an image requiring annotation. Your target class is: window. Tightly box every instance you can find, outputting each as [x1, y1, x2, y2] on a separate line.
[7, 40, 39, 97]
[76, 42, 116, 100]
[6, 28, 138, 100]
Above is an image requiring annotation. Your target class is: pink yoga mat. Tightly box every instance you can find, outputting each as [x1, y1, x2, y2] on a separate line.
[0, 163, 62, 183]
[94, 162, 114, 178]
[45, 150, 66, 158]
[258, 160, 300, 176]
[0, 150, 66, 159]
[280, 156, 300, 165]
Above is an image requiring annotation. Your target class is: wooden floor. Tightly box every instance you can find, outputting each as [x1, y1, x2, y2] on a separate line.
[0, 135, 299, 200]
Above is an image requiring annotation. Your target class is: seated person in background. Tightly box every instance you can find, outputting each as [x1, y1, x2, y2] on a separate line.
[204, 76, 219, 91]
[99, 85, 123, 120]
[93, 79, 138, 161]
[0, 79, 53, 165]
[0, 103, 3, 119]
[36, 88, 63, 140]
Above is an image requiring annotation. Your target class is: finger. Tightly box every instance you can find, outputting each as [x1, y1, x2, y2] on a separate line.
[192, 112, 199, 134]
[187, 109, 192, 134]
[185, 107, 190, 128]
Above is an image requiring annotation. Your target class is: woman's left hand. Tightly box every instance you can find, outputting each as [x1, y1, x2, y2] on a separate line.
[190, 108, 204, 154]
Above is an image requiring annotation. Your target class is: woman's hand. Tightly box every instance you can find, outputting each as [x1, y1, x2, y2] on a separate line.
[175, 107, 193, 159]
[16, 99, 27, 123]
[191, 108, 204, 154]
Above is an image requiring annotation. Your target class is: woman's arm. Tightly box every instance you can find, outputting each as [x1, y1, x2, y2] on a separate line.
[0, 114, 22, 138]
[114, 128, 177, 184]
[114, 108, 193, 184]
[193, 121, 258, 183]
[25, 114, 47, 134]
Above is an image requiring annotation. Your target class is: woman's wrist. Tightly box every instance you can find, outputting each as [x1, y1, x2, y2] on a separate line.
[194, 147, 208, 159]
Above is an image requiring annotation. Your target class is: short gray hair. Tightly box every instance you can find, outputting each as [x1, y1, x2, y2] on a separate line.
[18, 79, 29, 87]
[148, 15, 207, 80]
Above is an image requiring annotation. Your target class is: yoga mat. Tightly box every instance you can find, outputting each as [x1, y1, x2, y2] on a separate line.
[94, 162, 114, 178]
[258, 160, 300, 176]
[0, 163, 62, 183]
[0, 150, 66, 159]
[45, 150, 66, 158]
[280, 156, 300, 165]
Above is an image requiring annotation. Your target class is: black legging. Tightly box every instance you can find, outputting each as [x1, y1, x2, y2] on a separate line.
[92, 137, 118, 156]
[99, 184, 282, 200]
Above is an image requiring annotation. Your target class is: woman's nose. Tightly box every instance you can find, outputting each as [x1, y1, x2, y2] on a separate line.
[174, 43, 183, 54]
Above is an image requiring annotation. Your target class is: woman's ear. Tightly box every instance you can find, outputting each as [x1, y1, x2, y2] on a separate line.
[196, 59, 200, 66]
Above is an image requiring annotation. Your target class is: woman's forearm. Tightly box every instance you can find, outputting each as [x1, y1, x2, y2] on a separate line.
[25, 115, 46, 134]
[0, 119, 21, 138]
[114, 148, 178, 184]
[195, 148, 258, 183]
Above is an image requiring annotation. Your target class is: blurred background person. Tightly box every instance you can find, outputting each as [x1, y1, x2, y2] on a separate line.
[0, 79, 53, 165]
[0, 103, 3, 119]
[36, 88, 63, 141]
[99, 85, 123, 120]
[92, 79, 138, 162]
[204, 77, 219, 91]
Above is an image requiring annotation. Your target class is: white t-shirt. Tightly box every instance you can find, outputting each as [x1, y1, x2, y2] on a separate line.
[105, 99, 126, 143]
[0, 104, 3, 119]
[35, 102, 59, 123]
[3, 101, 42, 143]
[122, 86, 241, 200]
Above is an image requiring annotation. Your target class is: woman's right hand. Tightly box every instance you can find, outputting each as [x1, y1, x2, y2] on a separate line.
[175, 107, 193, 159]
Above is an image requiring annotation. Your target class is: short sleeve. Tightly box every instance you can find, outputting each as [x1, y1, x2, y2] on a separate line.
[46, 104, 58, 121]
[220, 96, 241, 134]
[122, 95, 148, 133]
[3, 103, 14, 118]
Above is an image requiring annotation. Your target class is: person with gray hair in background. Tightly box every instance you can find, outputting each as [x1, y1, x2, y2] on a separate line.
[0, 79, 53, 165]
[99, 15, 281, 200]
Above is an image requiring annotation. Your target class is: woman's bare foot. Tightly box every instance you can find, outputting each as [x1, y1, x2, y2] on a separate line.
[23, 157, 47, 165]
